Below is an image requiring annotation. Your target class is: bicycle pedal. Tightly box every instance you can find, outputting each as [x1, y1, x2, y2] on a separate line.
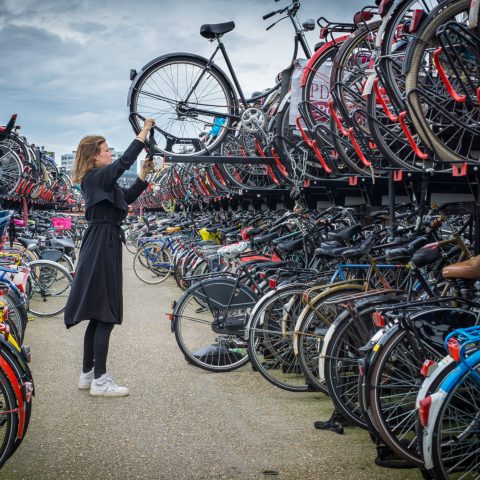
[27, 315, 35, 322]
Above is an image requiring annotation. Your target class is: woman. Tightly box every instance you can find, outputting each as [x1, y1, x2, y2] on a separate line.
[64, 118, 155, 397]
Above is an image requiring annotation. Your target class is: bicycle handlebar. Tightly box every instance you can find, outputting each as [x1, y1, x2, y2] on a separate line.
[263, 10, 278, 20]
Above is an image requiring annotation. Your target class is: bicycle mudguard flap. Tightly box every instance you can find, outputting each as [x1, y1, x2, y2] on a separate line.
[191, 278, 258, 310]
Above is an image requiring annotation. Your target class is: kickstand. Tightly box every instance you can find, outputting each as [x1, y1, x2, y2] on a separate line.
[313, 410, 344, 434]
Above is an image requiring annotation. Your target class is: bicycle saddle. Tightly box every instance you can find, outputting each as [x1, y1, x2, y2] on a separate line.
[328, 224, 362, 242]
[385, 236, 429, 262]
[442, 255, 480, 280]
[410, 247, 441, 268]
[341, 235, 377, 258]
[200, 21, 235, 39]
[218, 241, 249, 260]
[275, 238, 303, 253]
[17, 237, 38, 251]
[314, 246, 348, 258]
[252, 232, 279, 246]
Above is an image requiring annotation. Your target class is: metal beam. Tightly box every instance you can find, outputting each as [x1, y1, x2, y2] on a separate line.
[163, 155, 275, 165]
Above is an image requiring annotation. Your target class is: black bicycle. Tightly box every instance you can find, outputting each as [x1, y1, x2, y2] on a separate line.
[127, 0, 314, 156]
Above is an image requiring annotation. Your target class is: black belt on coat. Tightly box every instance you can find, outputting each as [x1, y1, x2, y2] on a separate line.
[87, 219, 126, 244]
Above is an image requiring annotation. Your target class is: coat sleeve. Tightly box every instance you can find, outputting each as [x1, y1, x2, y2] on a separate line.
[122, 178, 149, 204]
[96, 139, 145, 189]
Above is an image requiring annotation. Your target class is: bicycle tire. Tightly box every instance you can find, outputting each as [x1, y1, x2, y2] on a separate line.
[0, 367, 19, 468]
[2, 289, 27, 346]
[133, 245, 172, 285]
[26, 260, 73, 317]
[430, 364, 480, 480]
[368, 328, 434, 466]
[0, 140, 24, 196]
[296, 287, 362, 394]
[173, 278, 254, 372]
[130, 54, 236, 156]
[0, 341, 34, 457]
[247, 285, 311, 392]
[405, 0, 476, 163]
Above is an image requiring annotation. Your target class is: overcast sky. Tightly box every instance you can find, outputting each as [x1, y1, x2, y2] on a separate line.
[1, 0, 360, 166]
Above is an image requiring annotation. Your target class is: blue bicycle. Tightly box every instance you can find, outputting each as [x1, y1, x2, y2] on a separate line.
[133, 236, 174, 285]
[420, 326, 480, 479]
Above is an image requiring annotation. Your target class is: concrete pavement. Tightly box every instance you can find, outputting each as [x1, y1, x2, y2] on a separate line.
[1, 251, 421, 480]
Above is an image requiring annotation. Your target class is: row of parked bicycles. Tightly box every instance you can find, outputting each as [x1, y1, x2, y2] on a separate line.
[125, 203, 480, 479]
[0, 114, 81, 207]
[0, 209, 79, 467]
[128, 0, 480, 211]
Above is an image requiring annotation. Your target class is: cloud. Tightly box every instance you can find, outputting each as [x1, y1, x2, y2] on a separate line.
[0, 0, 361, 162]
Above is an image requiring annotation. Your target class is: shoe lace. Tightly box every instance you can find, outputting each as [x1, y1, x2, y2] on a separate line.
[104, 374, 120, 389]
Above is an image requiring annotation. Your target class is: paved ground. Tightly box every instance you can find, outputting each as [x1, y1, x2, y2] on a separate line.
[2, 251, 422, 480]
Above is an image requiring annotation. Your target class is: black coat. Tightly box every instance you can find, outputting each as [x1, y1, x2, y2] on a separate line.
[64, 139, 148, 328]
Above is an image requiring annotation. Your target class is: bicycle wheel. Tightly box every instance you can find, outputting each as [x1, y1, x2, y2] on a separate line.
[0, 144, 23, 196]
[296, 287, 363, 394]
[368, 328, 437, 466]
[133, 245, 172, 285]
[0, 341, 34, 457]
[1, 289, 27, 346]
[0, 367, 19, 468]
[248, 285, 310, 392]
[430, 364, 480, 480]
[172, 278, 254, 372]
[125, 230, 141, 254]
[220, 132, 284, 189]
[130, 54, 236, 155]
[324, 309, 376, 428]
[26, 260, 73, 317]
[405, 0, 477, 163]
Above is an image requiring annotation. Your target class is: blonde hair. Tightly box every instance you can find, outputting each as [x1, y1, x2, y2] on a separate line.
[72, 135, 106, 184]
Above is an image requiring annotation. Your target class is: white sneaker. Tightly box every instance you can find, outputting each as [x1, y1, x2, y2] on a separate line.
[89, 374, 129, 397]
[79, 369, 94, 390]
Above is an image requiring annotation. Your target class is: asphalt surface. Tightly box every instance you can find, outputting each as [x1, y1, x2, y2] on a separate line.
[1, 251, 422, 480]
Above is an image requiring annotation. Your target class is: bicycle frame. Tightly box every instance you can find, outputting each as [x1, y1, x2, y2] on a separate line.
[182, 3, 312, 115]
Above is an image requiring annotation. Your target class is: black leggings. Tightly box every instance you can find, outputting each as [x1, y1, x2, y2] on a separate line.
[83, 319, 115, 379]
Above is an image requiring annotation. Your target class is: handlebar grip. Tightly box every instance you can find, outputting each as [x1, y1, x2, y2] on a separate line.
[263, 11, 276, 20]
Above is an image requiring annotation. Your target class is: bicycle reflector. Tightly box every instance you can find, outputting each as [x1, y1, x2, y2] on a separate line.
[418, 396, 432, 427]
[421, 359, 437, 378]
[447, 338, 461, 362]
[0, 323, 10, 341]
[358, 358, 366, 376]
[169, 301, 176, 321]
[21, 346, 31, 363]
[319, 27, 329, 39]
[269, 278, 277, 289]
[378, 0, 393, 17]
[372, 311, 386, 328]
[409, 9, 426, 33]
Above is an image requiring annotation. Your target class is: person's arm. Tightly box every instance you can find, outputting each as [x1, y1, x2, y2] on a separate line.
[96, 119, 155, 189]
[122, 158, 155, 204]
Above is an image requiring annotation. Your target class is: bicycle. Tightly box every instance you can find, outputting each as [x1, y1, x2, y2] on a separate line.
[128, 0, 313, 157]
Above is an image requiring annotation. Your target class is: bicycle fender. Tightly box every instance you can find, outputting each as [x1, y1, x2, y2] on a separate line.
[173, 278, 259, 330]
[0, 356, 26, 440]
[127, 52, 237, 108]
[245, 283, 305, 332]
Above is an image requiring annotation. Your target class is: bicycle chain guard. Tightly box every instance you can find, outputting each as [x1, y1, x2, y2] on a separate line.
[240, 107, 267, 133]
